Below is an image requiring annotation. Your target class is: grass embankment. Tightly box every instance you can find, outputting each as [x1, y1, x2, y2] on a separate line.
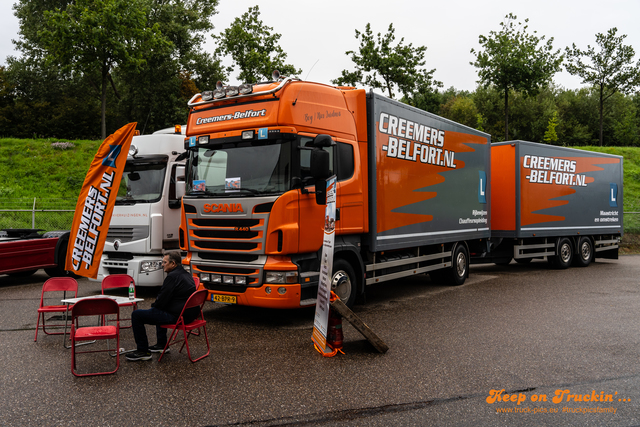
[0, 138, 102, 201]
[0, 139, 638, 252]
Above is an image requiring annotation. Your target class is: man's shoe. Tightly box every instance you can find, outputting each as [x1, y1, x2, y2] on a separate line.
[149, 344, 169, 354]
[126, 350, 152, 361]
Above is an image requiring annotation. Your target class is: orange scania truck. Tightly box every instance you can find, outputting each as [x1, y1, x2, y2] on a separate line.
[179, 75, 622, 308]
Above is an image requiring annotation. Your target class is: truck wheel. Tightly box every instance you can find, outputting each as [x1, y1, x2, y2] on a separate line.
[447, 244, 469, 286]
[573, 237, 593, 267]
[494, 257, 512, 266]
[331, 259, 357, 308]
[553, 238, 573, 269]
[45, 239, 70, 277]
[514, 258, 532, 264]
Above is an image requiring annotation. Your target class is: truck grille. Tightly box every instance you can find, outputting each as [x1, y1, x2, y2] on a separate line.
[188, 217, 265, 253]
[106, 226, 149, 243]
[184, 198, 275, 291]
[194, 240, 259, 251]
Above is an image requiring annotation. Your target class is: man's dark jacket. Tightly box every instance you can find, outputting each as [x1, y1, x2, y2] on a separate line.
[152, 265, 198, 320]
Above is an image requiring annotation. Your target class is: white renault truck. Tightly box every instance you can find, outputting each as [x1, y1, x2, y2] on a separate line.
[92, 126, 187, 286]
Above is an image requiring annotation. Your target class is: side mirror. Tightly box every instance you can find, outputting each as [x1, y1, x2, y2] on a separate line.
[169, 165, 186, 209]
[313, 134, 333, 148]
[315, 179, 327, 205]
[310, 148, 330, 180]
[175, 181, 185, 200]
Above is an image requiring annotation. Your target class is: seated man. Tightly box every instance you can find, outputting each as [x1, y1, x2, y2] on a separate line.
[126, 250, 198, 361]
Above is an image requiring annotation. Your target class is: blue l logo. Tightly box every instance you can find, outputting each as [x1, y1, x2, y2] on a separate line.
[258, 128, 268, 139]
[478, 171, 487, 204]
[102, 144, 121, 168]
[610, 183, 618, 207]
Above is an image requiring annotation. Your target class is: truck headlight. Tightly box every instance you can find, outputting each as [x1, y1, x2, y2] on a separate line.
[264, 271, 298, 284]
[140, 260, 163, 273]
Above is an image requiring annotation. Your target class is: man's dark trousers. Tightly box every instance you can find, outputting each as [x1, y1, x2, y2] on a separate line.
[131, 308, 177, 352]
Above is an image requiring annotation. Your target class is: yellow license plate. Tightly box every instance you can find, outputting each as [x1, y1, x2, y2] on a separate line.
[211, 294, 236, 304]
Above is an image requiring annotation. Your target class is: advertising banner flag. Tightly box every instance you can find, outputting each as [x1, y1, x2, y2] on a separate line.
[312, 176, 337, 354]
[65, 123, 137, 278]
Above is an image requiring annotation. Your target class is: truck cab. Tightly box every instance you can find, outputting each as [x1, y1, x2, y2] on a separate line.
[92, 126, 186, 286]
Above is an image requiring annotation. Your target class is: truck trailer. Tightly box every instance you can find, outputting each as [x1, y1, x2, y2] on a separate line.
[485, 140, 622, 267]
[92, 126, 186, 286]
[0, 229, 70, 277]
[179, 76, 621, 309]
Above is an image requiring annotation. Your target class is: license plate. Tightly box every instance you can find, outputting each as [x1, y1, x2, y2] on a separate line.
[211, 294, 236, 304]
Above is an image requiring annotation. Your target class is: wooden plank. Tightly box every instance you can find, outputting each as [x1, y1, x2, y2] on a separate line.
[330, 298, 389, 354]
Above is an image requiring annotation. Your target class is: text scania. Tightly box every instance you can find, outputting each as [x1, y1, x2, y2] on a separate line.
[378, 112, 456, 169]
[71, 171, 113, 271]
[196, 109, 267, 125]
[203, 203, 245, 213]
[523, 155, 587, 187]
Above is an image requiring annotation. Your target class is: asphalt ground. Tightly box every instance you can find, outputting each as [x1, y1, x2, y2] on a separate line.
[1, 256, 640, 426]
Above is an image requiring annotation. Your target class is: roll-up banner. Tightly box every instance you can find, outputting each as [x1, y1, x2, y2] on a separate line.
[312, 176, 337, 354]
[65, 123, 137, 278]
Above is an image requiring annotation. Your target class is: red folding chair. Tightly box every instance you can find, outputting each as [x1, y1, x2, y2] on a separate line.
[71, 298, 120, 377]
[34, 277, 78, 342]
[158, 290, 210, 363]
[101, 274, 137, 328]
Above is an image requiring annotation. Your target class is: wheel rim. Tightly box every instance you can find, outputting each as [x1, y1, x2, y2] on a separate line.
[560, 243, 571, 263]
[580, 241, 592, 261]
[455, 251, 467, 277]
[331, 271, 352, 301]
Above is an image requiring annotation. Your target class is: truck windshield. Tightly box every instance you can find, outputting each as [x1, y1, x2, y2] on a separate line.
[187, 140, 292, 196]
[116, 158, 167, 204]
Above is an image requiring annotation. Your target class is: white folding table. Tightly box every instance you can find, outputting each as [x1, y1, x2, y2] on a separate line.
[61, 295, 144, 351]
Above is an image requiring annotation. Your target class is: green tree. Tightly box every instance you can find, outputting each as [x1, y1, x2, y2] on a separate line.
[402, 69, 443, 113]
[214, 6, 300, 84]
[439, 95, 479, 129]
[471, 13, 562, 140]
[508, 86, 558, 143]
[565, 27, 640, 146]
[333, 23, 440, 100]
[555, 87, 599, 146]
[112, 0, 224, 134]
[473, 86, 506, 141]
[37, 0, 170, 138]
[7, 0, 222, 139]
[544, 111, 559, 144]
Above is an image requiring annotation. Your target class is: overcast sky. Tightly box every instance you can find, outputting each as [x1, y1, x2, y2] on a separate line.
[2, 0, 639, 93]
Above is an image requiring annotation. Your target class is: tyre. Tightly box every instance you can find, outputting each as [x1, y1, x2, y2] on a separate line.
[573, 236, 593, 267]
[45, 239, 70, 277]
[552, 237, 573, 269]
[494, 258, 512, 266]
[331, 259, 358, 308]
[442, 244, 469, 286]
[514, 258, 532, 264]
